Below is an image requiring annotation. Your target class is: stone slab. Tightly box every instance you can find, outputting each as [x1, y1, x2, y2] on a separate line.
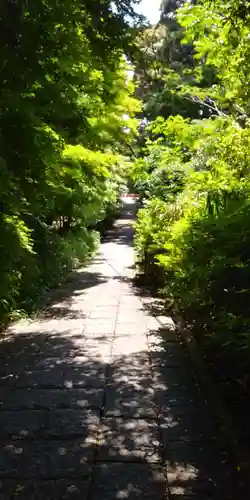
[104, 385, 157, 418]
[45, 409, 99, 440]
[84, 320, 116, 336]
[0, 409, 99, 440]
[0, 479, 90, 499]
[81, 340, 113, 362]
[112, 336, 148, 356]
[116, 312, 146, 323]
[97, 418, 162, 463]
[13, 366, 106, 389]
[107, 358, 152, 387]
[0, 441, 93, 477]
[0, 354, 96, 374]
[115, 323, 147, 336]
[0, 410, 46, 439]
[89, 308, 118, 319]
[1, 388, 104, 410]
[90, 463, 167, 500]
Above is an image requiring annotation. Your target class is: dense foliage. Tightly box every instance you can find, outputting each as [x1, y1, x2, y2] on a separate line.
[0, 0, 141, 325]
[133, 0, 250, 443]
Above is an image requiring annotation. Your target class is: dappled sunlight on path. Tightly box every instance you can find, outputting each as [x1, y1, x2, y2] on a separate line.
[0, 200, 236, 499]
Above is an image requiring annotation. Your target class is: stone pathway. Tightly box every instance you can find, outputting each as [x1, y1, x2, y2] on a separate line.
[0, 200, 237, 499]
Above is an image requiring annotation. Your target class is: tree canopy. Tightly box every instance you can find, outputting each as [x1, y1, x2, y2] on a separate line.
[132, 0, 250, 453]
[0, 0, 142, 324]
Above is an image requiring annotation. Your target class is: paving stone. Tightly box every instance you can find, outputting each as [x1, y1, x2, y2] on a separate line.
[0, 372, 19, 387]
[107, 355, 152, 386]
[46, 409, 99, 439]
[2, 353, 88, 375]
[94, 299, 119, 307]
[107, 372, 153, 393]
[97, 418, 162, 463]
[6, 319, 59, 336]
[0, 409, 99, 440]
[0, 387, 8, 409]
[47, 316, 85, 330]
[0, 354, 89, 374]
[1, 387, 104, 410]
[0, 479, 90, 499]
[31, 354, 102, 370]
[48, 328, 86, 340]
[89, 307, 117, 319]
[81, 339, 113, 360]
[84, 320, 115, 336]
[82, 330, 114, 341]
[0, 350, 102, 376]
[112, 336, 148, 356]
[0, 334, 48, 359]
[115, 323, 147, 336]
[116, 312, 146, 323]
[91, 463, 167, 499]
[43, 335, 86, 351]
[119, 296, 142, 305]
[0, 441, 93, 477]
[0, 410, 47, 439]
[14, 366, 106, 389]
[104, 385, 157, 418]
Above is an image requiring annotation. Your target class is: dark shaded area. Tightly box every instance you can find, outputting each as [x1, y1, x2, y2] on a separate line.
[103, 223, 134, 247]
[139, 203, 250, 478]
[0, 325, 237, 499]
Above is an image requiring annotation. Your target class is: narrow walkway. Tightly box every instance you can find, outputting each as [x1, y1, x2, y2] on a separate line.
[0, 200, 235, 499]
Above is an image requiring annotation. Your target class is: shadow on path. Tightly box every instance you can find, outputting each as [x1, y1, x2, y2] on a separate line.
[0, 200, 240, 499]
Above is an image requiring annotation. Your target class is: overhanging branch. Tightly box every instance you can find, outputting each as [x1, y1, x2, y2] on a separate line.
[183, 94, 227, 116]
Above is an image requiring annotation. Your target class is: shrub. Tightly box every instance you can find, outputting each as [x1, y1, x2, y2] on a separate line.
[134, 114, 250, 405]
